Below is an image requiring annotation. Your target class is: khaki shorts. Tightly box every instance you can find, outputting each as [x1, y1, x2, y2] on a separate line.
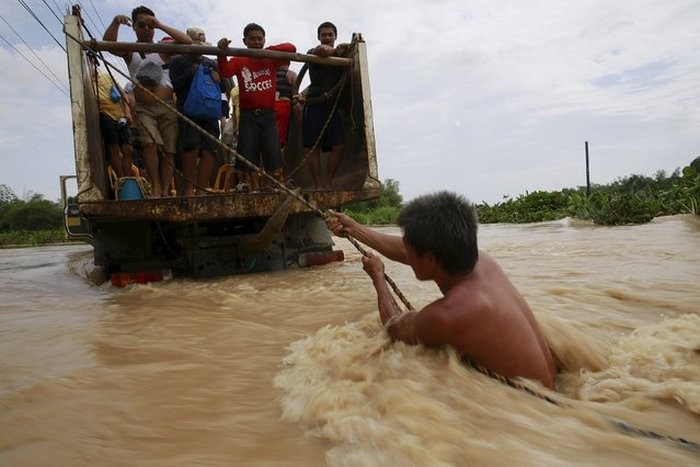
[134, 98, 178, 154]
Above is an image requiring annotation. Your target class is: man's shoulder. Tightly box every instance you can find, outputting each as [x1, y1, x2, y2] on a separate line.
[437, 281, 491, 321]
[202, 56, 218, 68]
[170, 55, 190, 65]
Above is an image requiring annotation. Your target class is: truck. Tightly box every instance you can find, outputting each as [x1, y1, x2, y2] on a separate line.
[60, 8, 381, 282]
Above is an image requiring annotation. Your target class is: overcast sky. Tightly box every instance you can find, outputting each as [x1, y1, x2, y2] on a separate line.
[1, 0, 698, 204]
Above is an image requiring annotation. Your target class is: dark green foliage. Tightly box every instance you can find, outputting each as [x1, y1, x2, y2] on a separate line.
[477, 158, 699, 225]
[0, 184, 18, 205]
[0, 229, 66, 247]
[0, 192, 63, 232]
[689, 156, 700, 174]
[476, 190, 570, 224]
[343, 178, 403, 224]
[585, 191, 655, 225]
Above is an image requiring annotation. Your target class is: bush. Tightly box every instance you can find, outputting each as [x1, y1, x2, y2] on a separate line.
[0, 229, 66, 247]
[345, 206, 401, 225]
[0, 199, 62, 231]
[343, 178, 403, 224]
[476, 190, 570, 224]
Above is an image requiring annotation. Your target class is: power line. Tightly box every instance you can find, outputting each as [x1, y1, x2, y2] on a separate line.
[0, 31, 69, 98]
[52, 0, 66, 17]
[0, 14, 69, 95]
[75, 1, 99, 36]
[16, 0, 66, 53]
[86, 0, 106, 31]
[39, 0, 62, 26]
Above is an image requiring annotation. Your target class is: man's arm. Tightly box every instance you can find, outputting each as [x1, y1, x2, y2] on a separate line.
[117, 84, 133, 123]
[216, 38, 236, 79]
[363, 252, 403, 325]
[363, 252, 455, 346]
[267, 43, 296, 53]
[385, 301, 455, 346]
[103, 14, 130, 41]
[103, 15, 130, 58]
[310, 43, 350, 57]
[150, 17, 192, 45]
[326, 211, 407, 264]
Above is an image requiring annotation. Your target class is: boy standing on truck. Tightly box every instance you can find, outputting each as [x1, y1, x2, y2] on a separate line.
[216, 23, 295, 192]
[103, 6, 192, 197]
[301, 22, 350, 190]
[170, 27, 220, 196]
[96, 70, 134, 181]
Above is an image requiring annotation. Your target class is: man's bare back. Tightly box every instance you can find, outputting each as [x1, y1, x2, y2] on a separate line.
[327, 192, 557, 389]
[420, 253, 556, 387]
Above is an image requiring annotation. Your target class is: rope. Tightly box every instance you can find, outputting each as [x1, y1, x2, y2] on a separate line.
[463, 358, 700, 453]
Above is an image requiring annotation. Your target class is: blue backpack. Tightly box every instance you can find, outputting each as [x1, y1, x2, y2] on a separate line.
[183, 64, 221, 120]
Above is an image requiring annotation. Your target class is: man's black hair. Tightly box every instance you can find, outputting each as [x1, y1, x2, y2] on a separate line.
[317, 21, 337, 38]
[243, 23, 265, 38]
[398, 191, 479, 275]
[131, 5, 155, 22]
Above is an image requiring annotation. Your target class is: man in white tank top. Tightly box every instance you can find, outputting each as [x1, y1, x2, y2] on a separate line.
[103, 6, 192, 197]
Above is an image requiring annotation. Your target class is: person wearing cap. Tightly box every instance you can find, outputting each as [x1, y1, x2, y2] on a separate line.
[169, 27, 219, 196]
[103, 5, 192, 197]
[217, 23, 295, 191]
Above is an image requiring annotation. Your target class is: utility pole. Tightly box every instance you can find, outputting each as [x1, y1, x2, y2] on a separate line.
[585, 141, 591, 197]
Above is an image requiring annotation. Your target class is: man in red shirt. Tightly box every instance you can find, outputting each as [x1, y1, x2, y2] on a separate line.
[217, 23, 295, 191]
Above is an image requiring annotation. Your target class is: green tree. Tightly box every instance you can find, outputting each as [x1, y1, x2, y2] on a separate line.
[0, 184, 18, 205]
[1, 198, 62, 231]
[343, 179, 403, 224]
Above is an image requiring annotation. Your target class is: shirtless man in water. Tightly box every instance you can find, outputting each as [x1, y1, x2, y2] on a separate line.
[326, 191, 557, 388]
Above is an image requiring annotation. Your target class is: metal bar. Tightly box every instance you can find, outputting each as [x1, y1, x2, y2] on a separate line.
[82, 40, 352, 66]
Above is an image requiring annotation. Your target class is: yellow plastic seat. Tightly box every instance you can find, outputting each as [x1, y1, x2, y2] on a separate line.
[211, 164, 235, 192]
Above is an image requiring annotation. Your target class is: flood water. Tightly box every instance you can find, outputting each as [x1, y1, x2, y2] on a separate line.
[1, 216, 698, 466]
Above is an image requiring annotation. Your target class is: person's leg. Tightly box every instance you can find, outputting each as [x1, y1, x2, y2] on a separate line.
[198, 119, 220, 193]
[118, 126, 134, 177]
[323, 108, 346, 189]
[197, 150, 215, 193]
[106, 144, 124, 178]
[302, 103, 323, 190]
[100, 115, 124, 177]
[160, 152, 176, 197]
[308, 148, 321, 189]
[142, 143, 161, 196]
[181, 149, 198, 196]
[135, 104, 164, 197]
[260, 111, 282, 188]
[326, 144, 344, 189]
[120, 143, 134, 177]
[237, 111, 260, 191]
[159, 102, 179, 197]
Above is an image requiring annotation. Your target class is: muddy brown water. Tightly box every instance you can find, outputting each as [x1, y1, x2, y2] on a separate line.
[1, 215, 698, 466]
